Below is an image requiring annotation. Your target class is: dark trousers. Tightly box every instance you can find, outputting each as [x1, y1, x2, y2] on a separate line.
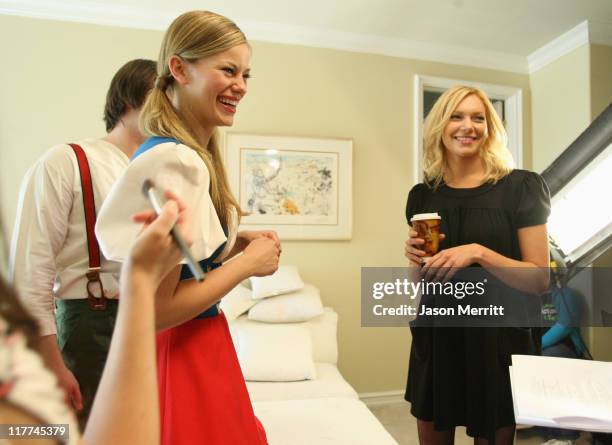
[56, 298, 118, 430]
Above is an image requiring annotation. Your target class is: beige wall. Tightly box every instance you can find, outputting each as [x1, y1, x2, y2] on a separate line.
[0, 16, 160, 229]
[530, 44, 592, 173]
[589, 44, 612, 359]
[531, 43, 612, 361]
[590, 44, 612, 119]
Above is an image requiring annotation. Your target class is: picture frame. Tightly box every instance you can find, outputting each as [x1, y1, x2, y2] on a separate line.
[225, 133, 352, 240]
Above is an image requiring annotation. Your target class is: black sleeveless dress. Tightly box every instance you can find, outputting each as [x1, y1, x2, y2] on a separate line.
[404, 169, 551, 442]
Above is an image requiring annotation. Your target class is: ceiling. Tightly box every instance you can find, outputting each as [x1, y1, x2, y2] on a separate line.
[3, 0, 612, 72]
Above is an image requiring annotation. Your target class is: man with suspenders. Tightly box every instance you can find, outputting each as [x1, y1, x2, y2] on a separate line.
[10, 59, 156, 428]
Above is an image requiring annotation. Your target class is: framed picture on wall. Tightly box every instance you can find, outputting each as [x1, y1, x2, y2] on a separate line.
[225, 133, 352, 240]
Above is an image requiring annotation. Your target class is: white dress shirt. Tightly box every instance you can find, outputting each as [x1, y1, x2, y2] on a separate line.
[9, 139, 129, 336]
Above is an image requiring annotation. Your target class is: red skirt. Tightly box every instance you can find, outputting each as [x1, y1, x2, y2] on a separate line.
[156, 312, 267, 445]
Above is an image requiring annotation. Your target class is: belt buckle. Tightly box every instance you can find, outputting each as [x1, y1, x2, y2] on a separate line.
[86, 267, 108, 311]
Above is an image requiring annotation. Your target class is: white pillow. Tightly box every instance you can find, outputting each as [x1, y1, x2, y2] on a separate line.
[248, 285, 324, 323]
[220, 284, 256, 321]
[229, 308, 339, 365]
[236, 325, 317, 382]
[250, 265, 304, 300]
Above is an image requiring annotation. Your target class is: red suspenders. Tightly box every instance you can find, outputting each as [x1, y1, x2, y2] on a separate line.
[69, 143, 108, 311]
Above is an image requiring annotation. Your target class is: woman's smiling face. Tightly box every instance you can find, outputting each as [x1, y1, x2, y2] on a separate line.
[442, 93, 488, 160]
[182, 43, 251, 129]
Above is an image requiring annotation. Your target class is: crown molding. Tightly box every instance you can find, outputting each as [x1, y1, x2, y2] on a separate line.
[527, 21, 588, 73]
[0, 0, 530, 74]
[4, 1, 609, 75]
[239, 18, 529, 73]
[0, 0, 172, 30]
[528, 20, 612, 74]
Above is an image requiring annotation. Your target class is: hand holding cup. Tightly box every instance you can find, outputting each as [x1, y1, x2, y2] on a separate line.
[405, 212, 445, 265]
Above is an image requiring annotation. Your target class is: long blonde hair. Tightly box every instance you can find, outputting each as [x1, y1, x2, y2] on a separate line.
[140, 10, 246, 227]
[422, 85, 513, 188]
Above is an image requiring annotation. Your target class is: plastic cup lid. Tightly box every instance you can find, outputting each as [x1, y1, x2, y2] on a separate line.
[410, 212, 441, 222]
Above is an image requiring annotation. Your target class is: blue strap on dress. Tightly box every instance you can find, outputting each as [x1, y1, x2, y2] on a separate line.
[133, 136, 227, 319]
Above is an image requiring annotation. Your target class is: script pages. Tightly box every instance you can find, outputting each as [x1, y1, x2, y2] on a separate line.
[510, 355, 612, 432]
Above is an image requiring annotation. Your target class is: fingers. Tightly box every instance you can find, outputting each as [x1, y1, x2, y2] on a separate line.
[132, 189, 188, 226]
[71, 383, 83, 411]
[442, 267, 459, 283]
[132, 209, 157, 224]
[255, 231, 281, 249]
[147, 200, 179, 234]
[163, 189, 187, 211]
[405, 251, 424, 265]
[265, 231, 281, 248]
[432, 266, 450, 283]
[420, 256, 436, 279]
[409, 237, 425, 246]
[261, 232, 280, 245]
[408, 258, 422, 267]
[266, 237, 281, 256]
[409, 229, 445, 243]
[163, 189, 190, 224]
[422, 257, 452, 282]
[404, 240, 426, 258]
[405, 250, 424, 263]
[411, 228, 446, 240]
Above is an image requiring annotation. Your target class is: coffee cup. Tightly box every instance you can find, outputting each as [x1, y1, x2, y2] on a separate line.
[410, 213, 441, 258]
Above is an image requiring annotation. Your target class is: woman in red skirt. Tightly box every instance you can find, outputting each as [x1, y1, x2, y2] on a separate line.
[133, 10, 280, 445]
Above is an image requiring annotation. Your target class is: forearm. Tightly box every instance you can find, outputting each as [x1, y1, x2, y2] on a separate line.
[11, 253, 60, 337]
[475, 245, 550, 295]
[223, 230, 279, 262]
[84, 269, 159, 445]
[11, 152, 71, 336]
[38, 335, 66, 370]
[155, 255, 254, 330]
[224, 237, 247, 261]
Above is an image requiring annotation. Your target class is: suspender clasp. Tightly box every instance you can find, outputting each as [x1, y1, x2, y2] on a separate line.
[86, 267, 108, 311]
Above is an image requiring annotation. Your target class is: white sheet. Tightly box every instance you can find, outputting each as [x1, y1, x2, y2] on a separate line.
[510, 355, 612, 432]
[253, 398, 398, 445]
[247, 363, 358, 402]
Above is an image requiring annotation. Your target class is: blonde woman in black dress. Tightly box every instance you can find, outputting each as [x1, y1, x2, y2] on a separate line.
[404, 86, 550, 445]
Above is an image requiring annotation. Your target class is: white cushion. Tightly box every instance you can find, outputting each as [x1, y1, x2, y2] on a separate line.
[253, 398, 398, 445]
[236, 325, 316, 382]
[229, 308, 338, 365]
[246, 363, 358, 402]
[250, 265, 304, 300]
[248, 284, 324, 323]
[219, 284, 256, 321]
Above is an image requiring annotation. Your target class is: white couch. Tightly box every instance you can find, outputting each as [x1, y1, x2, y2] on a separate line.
[229, 308, 398, 445]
